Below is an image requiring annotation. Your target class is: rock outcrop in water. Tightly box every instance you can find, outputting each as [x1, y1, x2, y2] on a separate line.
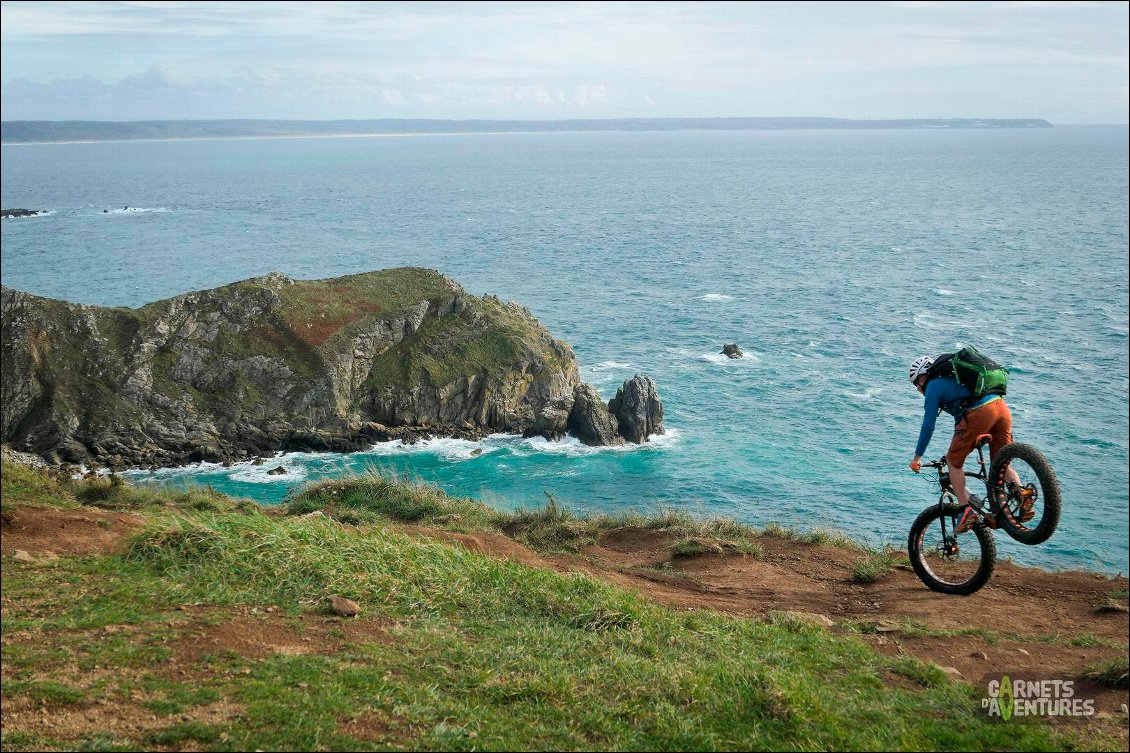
[566, 376, 666, 447]
[609, 375, 664, 443]
[567, 384, 624, 447]
[1, 268, 664, 467]
[721, 343, 743, 359]
[1, 209, 45, 219]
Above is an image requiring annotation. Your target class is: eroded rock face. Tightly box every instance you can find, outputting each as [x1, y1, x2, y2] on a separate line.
[1, 268, 599, 466]
[609, 375, 664, 443]
[567, 384, 623, 447]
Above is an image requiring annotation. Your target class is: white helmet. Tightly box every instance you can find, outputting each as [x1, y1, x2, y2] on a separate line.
[909, 355, 935, 382]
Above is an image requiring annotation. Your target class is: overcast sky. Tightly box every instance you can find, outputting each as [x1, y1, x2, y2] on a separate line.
[1, 1, 1127, 123]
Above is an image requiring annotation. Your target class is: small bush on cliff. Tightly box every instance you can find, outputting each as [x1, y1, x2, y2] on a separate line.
[1085, 656, 1129, 689]
[502, 493, 599, 552]
[288, 475, 770, 557]
[0, 459, 78, 512]
[850, 546, 904, 584]
[74, 475, 259, 514]
[285, 470, 504, 531]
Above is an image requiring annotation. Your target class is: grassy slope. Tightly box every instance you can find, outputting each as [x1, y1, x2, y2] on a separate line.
[1, 461, 1123, 752]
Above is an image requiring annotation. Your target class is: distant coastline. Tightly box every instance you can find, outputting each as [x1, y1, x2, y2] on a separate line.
[0, 117, 1054, 144]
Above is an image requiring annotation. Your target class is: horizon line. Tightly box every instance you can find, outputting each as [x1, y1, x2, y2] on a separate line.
[3, 115, 1063, 124]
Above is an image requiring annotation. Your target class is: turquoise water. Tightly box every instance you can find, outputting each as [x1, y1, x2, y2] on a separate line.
[3, 127, 1127, 573]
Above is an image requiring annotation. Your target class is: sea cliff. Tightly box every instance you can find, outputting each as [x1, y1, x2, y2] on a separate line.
[1, 268, 661, 467]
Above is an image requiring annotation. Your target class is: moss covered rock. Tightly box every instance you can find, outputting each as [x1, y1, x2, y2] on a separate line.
[1, 268, 602, 466]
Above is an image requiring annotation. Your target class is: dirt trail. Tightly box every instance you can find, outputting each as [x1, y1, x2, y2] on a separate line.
[1, 505, 144, 557]
[405, 523, 1128, 716]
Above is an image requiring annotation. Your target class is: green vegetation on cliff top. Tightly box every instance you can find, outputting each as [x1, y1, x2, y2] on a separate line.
[6, 267, 560, 393]
[260, 268, 462, 348]
[3, 269, 574, 460]
[2, 459, 1123, 752]
[363, 295, 569, 392]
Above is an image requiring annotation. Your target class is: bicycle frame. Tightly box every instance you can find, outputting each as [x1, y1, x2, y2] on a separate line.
[923, 436, 995, 517]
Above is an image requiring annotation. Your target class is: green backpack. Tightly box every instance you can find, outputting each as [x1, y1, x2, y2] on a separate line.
[925, 346, 1009, 406]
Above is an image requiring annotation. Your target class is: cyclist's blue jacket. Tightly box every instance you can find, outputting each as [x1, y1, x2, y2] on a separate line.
[914, 377, 997, 458]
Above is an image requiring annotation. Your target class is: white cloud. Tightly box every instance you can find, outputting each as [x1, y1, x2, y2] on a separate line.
[0, 1, 1125, 122]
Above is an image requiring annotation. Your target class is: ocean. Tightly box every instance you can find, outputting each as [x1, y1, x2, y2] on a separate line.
[3, 126, 1127, 574]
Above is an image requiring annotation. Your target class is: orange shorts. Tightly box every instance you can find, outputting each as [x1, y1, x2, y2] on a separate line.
[946, 398, 1013, 468]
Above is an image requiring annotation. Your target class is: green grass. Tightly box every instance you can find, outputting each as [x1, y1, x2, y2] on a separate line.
[3, 460, 1126, 751]
[759, 522, 862, 550]
[274, 267, 460, 345]
[74, 474, 262, 514]
[850, 546, 904, 584]
[285, 474, 771, 558]
[361, 294, 565, 391]
[668, 537, 724, 558]
[669, 537, 761, 559]
[0, 461, 78, 512]
[146, 721, 223, 746]
[1084, 657, 1129, 689]
[842, 617, 1127, 651]
[1, 680, 86, 705]
[885, 656, 948, 688]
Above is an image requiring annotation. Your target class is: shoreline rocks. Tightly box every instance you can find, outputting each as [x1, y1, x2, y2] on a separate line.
[1, 208, 46, 219]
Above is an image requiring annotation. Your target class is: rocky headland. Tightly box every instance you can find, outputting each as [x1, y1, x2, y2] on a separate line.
[1, 268, 663, 468]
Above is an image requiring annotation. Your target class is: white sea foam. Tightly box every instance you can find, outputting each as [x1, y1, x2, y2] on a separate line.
[124, 428, 681, 483]
[700, 352, 758, 365]
[71, 464, 112, 479]
[934, 288, 956, 296]
[512, 427, 680, 456]
[230, 461, 310, 484]
[913, 310, 969, 330]
[697, 293, 734, 302]
[363, 436, 499, 462]
[123, 452, 317, 484]
[589, 361, 633, 372]
[101, 207, 171, 215]
[362, 429, 680, 460]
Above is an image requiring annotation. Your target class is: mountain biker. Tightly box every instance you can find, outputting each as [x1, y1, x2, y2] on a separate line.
[907, 355, 1032, 532]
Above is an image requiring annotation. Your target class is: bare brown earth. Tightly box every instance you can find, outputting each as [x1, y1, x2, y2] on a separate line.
[0, 693, 243, 751]
[0, 505, 144, 557]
